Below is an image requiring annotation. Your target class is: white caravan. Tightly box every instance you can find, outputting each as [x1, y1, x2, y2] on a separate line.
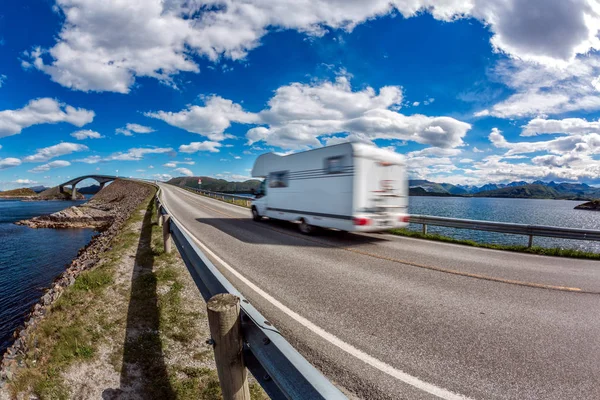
[250, 142, 409, 234]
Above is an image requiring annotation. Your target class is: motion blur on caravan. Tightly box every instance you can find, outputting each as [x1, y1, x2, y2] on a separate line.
[250, 142, 409, 234]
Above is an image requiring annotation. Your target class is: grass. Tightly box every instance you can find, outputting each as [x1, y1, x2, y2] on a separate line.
[390, 228, 600, 260]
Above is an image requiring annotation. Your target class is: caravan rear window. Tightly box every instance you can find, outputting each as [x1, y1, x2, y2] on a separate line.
[325, 156, 344, 174]
[269, 171, 289, 188]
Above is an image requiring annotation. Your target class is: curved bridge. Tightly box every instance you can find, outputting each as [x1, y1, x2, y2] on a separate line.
[59, 175, 117, 200]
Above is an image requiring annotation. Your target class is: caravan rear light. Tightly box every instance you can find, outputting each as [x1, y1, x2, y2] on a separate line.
[353, 217, 371, 226]
[399, 215, 410, 223]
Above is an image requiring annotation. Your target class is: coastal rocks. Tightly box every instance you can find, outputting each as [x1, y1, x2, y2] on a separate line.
[1, 180, 155, 385]
[574, 200, 600, 211]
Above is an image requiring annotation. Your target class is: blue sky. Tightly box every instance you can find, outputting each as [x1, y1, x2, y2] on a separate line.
[1, 0, 599, 190]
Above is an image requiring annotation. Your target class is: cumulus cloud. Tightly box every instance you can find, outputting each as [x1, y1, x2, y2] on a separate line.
[147, 96, 258, 141]
[489, 127, 600, 156]
[26, 0, 600, 93]
[179, 141, 222, 153]
[71, 129, 103, 140]
[152, 173, 173, 182]
[0, 158, 21, 170]
[163, 161, 195, 168]
[73, 155, 102, 164]
[521, 117, 600, 136]
[0, 98, 94, 137]
[476, 56, 600, 118]
[23, 142, 89, 163]
[29, 160, 71, 173]
[246, 76, 471, 149]
[106, 147, 173, 161]
[14, 179, 38, 185]
[115, 123, 155, 136]
[173, 167, 193, 176]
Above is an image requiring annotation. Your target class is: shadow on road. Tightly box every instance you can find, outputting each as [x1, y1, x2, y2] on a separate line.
[195, 216, 388, 248]
[103, 201, 175, 399]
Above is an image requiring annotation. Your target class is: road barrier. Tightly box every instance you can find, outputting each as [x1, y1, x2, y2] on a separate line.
[180, 185, 600, 248]
[409, 215, 600, 248]
[155, 189, 347, 400]
[184, 186, 254, 207]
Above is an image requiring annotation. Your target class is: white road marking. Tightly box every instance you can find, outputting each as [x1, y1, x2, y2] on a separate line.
[161, 186, 472, 400]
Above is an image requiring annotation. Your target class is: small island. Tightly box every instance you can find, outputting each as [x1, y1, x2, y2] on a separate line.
[0, 188, 38, 199]
[575, 200, 600, 211]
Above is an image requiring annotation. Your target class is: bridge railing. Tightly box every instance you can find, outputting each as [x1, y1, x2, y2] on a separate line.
[177, 184, 600, 248]
[155, 188, 347, 400]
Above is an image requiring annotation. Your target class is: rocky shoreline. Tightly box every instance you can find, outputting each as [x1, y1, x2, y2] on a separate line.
[574, 200, 600, 211]
[0, 179, 155, 383]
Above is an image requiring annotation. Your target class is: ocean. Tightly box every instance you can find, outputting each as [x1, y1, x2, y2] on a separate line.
[408, 197, 600, 253]
[0, 199, 94, 353]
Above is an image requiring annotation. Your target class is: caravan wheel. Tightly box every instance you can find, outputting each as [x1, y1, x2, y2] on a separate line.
[298, 219, 314, 235]
[251, 207, 262, 222]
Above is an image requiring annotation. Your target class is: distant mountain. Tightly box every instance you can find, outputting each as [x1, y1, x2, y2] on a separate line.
[28, 185, 49, 193]
[473, 184, 560, 199]
[168, 176, 261, 193]
[77, 184, 102, 194]
[408, 179, 600, 200]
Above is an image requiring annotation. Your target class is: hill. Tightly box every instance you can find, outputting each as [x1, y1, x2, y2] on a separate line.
[0, 188, 38, 198]
[473, 184, 560, 199]
[409, 187, 454, 196]
[168, 176, 261, 193]
[37, 186, 85, 200]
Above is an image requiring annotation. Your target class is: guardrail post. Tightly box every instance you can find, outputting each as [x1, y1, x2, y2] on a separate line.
[162, 215, 172, 253]
[528, 235, 533, 248]
[422, 224, 428, 235]
[207, 294, 250, 400]
[157, 204, 163, 227]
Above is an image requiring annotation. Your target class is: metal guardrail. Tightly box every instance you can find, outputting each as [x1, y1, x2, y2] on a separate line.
[155, 189, 347, 400]
[409, 215, 600, 247]
[183, 186, 255, 205]
[177, 184, 600, 248]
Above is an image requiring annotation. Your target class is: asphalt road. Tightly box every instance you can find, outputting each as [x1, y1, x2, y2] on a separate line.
[159, 184, 600, 400]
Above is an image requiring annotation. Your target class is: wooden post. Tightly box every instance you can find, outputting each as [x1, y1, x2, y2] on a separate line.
[162, 215, 172, 253]
[422, 224, 428, 235]
[157, 205, 163, 227]
[528, 235, 533, 248]
[207, 294, 250, 400]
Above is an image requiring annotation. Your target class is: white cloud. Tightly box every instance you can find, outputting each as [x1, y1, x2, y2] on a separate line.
[0, 98, 94, 138]
[152, 173, 172, 182]
[28, 0, 600, 93]
[179, 141, 222, 153]
[107, 147, 173, 161]
[247, 76, 471, 149]
[521, 117, 600, 136]
[147, 96, 258, 141]
[71, 129, 103, 140]
[115, 123, 155, 136]
[23, 142, 89, 162]
[472, 147, 484, 153]
[412, 101, 420, 106]
[233, 156, 241, 159]
[14, 179, 38, 185]
[73, 155, 102, 164]
[476, 56, 600, 118]
[29, 160, 71, 173]
[163, 160, 195, 168]
[407, 148, 462, 157]
[174, 167, 193, 176]
[489, 127, 600, 156]
[0, 74, 6, 88]
[459, 158, 474, 163]
[0, 158, 21, 170]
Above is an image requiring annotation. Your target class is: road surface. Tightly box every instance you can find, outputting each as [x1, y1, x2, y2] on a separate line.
[159, 183, 600, 400]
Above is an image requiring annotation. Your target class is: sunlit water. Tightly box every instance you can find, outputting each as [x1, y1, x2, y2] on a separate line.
[408, 197, 600, 253]
[0, 198, 94, 353]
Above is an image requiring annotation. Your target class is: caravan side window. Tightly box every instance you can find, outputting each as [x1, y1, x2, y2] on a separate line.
[325, 156, 344, 174]
[269, 171, 289, 188]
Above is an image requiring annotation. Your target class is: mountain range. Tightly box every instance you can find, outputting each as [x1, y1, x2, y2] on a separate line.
[409, 180, 600, 200]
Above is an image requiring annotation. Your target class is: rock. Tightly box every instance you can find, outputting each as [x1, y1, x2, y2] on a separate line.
[574, 200, 600, 211]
